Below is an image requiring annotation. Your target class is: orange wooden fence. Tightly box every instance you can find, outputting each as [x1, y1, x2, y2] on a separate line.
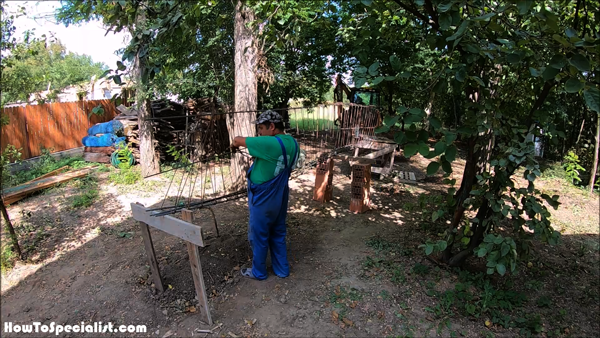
[1, 100, 118, 160]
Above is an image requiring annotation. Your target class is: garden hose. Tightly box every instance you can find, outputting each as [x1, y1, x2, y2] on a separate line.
[111, 150, 135, 169]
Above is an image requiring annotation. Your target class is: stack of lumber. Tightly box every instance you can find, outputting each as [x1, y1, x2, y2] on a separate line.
[1, 166, 97, 205]
[83, 146, 115, 163]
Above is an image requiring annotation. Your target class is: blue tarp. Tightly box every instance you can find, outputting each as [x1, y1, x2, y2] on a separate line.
[87, 120, 123, 136]
[82, 134, 126, 147]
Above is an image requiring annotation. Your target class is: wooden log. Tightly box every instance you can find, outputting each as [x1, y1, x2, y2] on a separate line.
[84, 146, 115, 154]
[1, 167, 97, 205]
[83, 152, 111, 163]
[139, 220, 165, 293]
[182, 210, 213, 325]
[362, 144, 396, 160]
[130, 203, 204, 247]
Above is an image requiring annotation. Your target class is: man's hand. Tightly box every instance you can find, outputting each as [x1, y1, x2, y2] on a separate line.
[230, 136, 247, 150]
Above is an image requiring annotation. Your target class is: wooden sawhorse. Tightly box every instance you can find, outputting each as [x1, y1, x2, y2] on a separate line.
[131, 203, 213, 325]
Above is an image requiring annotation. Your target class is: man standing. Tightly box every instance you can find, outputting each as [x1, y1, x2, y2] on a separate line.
[230, 110, 299, 280]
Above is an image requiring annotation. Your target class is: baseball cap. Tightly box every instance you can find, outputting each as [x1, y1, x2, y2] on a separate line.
[252, 110, 283, 124]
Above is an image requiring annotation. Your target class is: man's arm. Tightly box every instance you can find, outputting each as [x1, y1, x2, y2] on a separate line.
[230, 136, 247, 149]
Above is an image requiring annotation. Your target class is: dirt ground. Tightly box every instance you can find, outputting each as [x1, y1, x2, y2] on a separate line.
[1, 154, 599, 337]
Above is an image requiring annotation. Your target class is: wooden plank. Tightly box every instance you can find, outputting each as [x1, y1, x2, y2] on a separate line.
[30, 166, 70, 182]
[372, 166, 392, 175]
[409, 172, 416, 181]
[84, 146, 115, 154]
[83, 152, 111, 163]
[139, 220, 164, 293]
[1, 167, 96, 205]
[182, 210, 213, 325]
[130, 203, 204, 247]
[332, 155, 377, 164]
[362, 145, 396, 160]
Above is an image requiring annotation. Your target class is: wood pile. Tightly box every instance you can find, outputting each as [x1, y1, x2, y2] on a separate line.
[83, 98, 230, 165]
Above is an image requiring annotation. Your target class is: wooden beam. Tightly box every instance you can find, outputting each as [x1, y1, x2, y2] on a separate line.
[363, 145, 396, 160]
[1, 167, 97, 205]
[181, 210, 213, 325]
[130, 203, 204, 247]
[139, 221, 164, 293]
[332, 155, 377, 164]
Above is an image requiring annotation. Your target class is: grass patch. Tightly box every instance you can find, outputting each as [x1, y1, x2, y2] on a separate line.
[1, 244, 17, 274]
[109, 166, 142, 185]
[2, 149, 92, 188]
[289, 108, 337, 132]
[69, 175, 100, 209]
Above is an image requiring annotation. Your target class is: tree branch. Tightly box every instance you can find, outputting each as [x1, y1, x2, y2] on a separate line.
[392, 0, 439, 31]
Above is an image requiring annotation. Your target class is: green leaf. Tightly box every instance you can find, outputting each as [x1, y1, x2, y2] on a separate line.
[446, 20, 468, 41]
[472, 12, 496, 21]
[444, 132, 457, 144]
[397, 106, 408, 114]
[354, 77, 366, 88]
[418, 130, 429, 142]
[529, 67, 542, 77]
[409, 107, 425, 116]
[389, 55, 401, 71]
[418, 142, 430, 156]
[493, 236, 503, 245]
[434, 141, 447, 154]
[565, 78, 584, 93]
[517, 0, 533, 14]
[368, 62, 380, 76]
[437, 240, 447, 251]
[496, 263, 506, 276]
[437, 1, 453, 13]
[565, 27, 578, 38]
[549, 54, 566, 69]
[355, 66, 368, 74]
[371, 76, 384, 86]
[400, 71, 411, 78]
[487, 268, 495, 275]
[375, 125, 390, 133]
[584, 87, 600, 113]
[542, 67, 559, 81]
[394, 131, 406, 144]
[439, 12, 452, 31]
[472, 76, 485, 87]
[553, 34, 571, 47]
[427, 162, 441, 175]
[445, 145, 457, 162]
[113, 75, 123, 85]
[441, 158, 452, 173]
[569, 54, 591, 72]
[477, 247, 487, 257]
[383, 115, 400, 127]
[425, 244, 434, 255]
[432, 211, 440, 222]
[501, 243, 510, 257]
[361, 0, 373, 6]
[429, 117, 442, 130]
[404, 143, 419, 157]
[455, 67, 467, 82]
[496, 38, 511, 45]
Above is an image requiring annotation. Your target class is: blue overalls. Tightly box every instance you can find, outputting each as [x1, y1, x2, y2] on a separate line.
[247, 136, 298, 280]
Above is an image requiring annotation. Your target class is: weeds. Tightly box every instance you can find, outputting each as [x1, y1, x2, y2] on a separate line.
[109, 166, 142, 185]
[0, 244, 17, 274]
[69, 175, 99, 209]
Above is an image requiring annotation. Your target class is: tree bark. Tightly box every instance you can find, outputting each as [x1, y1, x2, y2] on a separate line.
[228, 0, 257, 189]
[134, 7, 160, 178]
[1, 201, 22, 259]
[589, 114, 600, 193]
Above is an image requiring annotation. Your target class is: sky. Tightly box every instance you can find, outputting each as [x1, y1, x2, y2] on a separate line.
[5, 1, 130, 68]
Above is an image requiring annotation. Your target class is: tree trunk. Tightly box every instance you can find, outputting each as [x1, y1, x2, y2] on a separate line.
[1, 201, 22, 259]
[227, 0, 257, 189]
[134, 8, 160, 178]
[589, 114, 600, 193]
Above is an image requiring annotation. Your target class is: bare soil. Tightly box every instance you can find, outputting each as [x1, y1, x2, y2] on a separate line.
[1, 154, 598, 338]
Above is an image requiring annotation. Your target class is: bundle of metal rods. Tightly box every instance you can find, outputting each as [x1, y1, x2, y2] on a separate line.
[147, 104, 381, 216]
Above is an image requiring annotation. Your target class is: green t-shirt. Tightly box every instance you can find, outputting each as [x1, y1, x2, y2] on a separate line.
[245, 134, 299, 184]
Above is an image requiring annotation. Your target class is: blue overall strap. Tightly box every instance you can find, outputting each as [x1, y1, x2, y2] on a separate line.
[274, 136, 289, 169]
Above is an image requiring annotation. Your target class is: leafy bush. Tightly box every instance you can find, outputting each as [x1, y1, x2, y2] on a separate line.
[563, 151, 585, 184]
[0, 244, 16, 274]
